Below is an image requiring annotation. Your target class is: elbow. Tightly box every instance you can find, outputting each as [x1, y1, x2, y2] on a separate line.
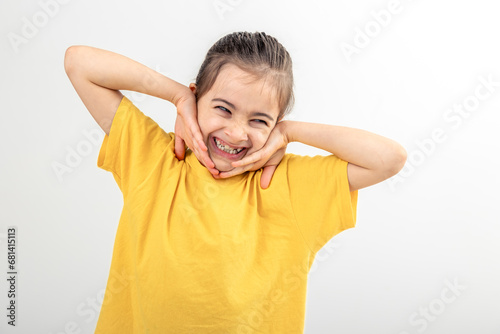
[64, 45, 83, 75]
[386, 143, 407, 176]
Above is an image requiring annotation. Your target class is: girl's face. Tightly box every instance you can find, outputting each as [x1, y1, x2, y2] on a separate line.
[192, 64, 281, 172]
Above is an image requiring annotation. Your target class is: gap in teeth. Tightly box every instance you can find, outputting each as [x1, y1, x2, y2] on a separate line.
[214, 137, 243, 154]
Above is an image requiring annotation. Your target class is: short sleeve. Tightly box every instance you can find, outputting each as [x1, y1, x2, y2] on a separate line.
[286, 153, 358, 254]
[97, 96, 174, 196]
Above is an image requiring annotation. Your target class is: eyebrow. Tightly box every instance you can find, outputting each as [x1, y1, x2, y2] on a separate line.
[212, 98, 275, 123]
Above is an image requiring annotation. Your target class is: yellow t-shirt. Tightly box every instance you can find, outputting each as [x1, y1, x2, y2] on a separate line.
[95, 96, 358, 334]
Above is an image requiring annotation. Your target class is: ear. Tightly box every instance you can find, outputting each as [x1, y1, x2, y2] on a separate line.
[189, 83, 197, 95]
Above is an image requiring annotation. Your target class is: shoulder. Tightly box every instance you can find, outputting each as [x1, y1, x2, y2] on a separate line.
[114, 96, 174, 144]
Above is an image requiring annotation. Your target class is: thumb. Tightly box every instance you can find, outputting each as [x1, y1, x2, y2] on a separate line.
[260, 165, 277, 189]
[174, 134, 186, 160]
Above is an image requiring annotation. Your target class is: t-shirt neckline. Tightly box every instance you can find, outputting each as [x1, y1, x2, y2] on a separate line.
[184, 149, 248, 184]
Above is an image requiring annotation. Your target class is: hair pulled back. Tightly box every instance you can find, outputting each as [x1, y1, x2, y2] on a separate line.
[194, 31, 294, 120]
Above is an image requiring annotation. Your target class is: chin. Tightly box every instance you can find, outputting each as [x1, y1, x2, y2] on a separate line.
[212, 157, 235, 172]
[206, 138, 250, 173]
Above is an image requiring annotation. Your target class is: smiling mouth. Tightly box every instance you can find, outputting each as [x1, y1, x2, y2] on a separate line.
[211, 136, 248, 160]
[214, 137, 245, 154]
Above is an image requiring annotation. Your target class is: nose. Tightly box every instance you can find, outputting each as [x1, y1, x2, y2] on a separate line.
[224, 121, 248, 143]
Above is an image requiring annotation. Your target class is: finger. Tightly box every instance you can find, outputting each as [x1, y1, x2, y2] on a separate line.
[260, 165, 277, 189]
[189, 123, 207, 152]
[184, 134, 214, 170]
[207, 167, 220, 176]
[189, 143, 216, 171]
[189, 145, 216, 171]
[197, 137, 208, 152]
[231, 151, 265, 168]
[195, 148, 215, 169]
[174, 135, 186, 160]
[217, 166, 250, 179]
[187, 125, 215, 169]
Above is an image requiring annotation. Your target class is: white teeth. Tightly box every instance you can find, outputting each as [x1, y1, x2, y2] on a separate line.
[214, 138, 243, 155]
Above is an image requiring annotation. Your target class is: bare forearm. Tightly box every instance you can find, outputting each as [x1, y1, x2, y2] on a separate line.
[285, 121, 407, 172]
[64, 45, 190, 104]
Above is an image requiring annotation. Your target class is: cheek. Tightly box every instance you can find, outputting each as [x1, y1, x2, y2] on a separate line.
[199, 120, 228, 150]
[196, 108, 215, 138]
[250, 130, 271, 150]
[200, 118, 220, 136]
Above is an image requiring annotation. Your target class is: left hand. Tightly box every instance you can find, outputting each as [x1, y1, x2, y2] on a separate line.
[215, 121, 291, 189]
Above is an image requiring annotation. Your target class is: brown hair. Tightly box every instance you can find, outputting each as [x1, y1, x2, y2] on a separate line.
[194, 31, 294, 121]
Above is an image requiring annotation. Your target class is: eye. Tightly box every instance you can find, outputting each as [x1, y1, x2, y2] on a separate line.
[216, 106, 231, 114]
[252, 119, 268, 126]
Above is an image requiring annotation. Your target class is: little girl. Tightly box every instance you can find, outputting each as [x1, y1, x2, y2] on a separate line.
[65, 31, 406, 334]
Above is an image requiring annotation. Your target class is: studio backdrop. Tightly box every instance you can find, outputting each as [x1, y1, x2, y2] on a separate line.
[0, 0, 499, 333]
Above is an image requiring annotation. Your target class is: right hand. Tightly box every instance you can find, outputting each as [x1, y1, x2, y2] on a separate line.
[215, 120, 291, 188]
[173, 93, 219, 176]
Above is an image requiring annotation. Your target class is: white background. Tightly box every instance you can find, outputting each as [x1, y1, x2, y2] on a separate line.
[1, 0, 499, 333]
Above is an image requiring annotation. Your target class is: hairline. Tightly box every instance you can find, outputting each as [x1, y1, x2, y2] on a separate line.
[197, 61, 288, 119]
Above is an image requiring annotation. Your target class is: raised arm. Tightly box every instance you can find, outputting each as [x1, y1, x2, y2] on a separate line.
[223, 119, 406, 191]
[64, 45, 216, 172]
[285, 121, 407, 192]
[63, 45, 191, 135]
